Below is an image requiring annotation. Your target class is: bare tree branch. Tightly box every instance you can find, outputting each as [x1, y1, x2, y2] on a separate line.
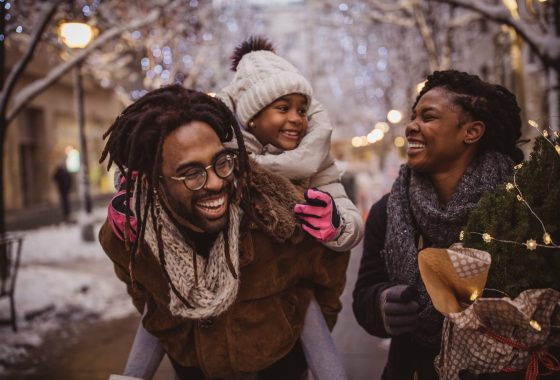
[429, 0, 558, 64]
[412, 1, 441, 70]
[362, 9, 415, 28]
[7, 7, 162, 124]
[0, 0, 62, 117]
[448, 12, 482, 28]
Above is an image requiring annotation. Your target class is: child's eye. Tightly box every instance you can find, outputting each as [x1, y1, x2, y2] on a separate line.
[298, 108, 307, 116]
[276, 105, 289, 112]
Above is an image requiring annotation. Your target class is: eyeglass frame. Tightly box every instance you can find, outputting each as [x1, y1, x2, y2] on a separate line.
[159, 150, 237, 191]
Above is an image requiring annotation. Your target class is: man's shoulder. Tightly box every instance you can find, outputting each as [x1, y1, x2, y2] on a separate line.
[98, 220, 130, 266]
[244, 162, 302, 241]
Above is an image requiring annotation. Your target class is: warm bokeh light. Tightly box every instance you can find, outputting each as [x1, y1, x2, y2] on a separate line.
[394, 136, 405, 148]
[351, 136, 362, 147]
[207, 92, 216, 97]
[367, 129, 384, 143]
[65, 147, 80, 173]
[502, 0, 520, 19]
[387, 109, 402, 124]
[58, 22, 94, 48]
[374, 121, 389, 133]
[416, 80, 426, 94]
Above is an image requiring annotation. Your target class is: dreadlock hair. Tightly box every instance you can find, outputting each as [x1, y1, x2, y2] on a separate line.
[100, 85, 263, 301]
[414, 70, 524, 164]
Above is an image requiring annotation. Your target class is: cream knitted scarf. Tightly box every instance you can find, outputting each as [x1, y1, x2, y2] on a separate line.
[143, 200, 241, 319]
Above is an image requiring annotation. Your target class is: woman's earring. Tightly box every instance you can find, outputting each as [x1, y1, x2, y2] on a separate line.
[248, 120, 255, 129]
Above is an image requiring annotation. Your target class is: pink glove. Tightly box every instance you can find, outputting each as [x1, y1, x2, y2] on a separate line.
[108, 172, 138, 242]
[294, 188, 342, 242]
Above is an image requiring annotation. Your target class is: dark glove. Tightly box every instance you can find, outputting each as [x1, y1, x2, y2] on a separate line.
[294, 188, 342, 242]
[379, 285, 419, 336]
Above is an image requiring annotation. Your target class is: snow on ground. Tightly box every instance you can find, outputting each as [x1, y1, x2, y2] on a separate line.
[0, 208, 135, 375]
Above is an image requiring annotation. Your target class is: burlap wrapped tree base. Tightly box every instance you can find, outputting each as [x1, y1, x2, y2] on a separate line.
[435, 289, 560, 379]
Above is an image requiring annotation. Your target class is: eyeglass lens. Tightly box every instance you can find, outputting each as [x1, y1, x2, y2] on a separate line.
[185, 153, 235, 190]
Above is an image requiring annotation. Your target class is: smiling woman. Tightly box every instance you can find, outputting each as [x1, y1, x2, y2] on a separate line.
[405, 87, 486, 204]
[353, 70, 525, 380]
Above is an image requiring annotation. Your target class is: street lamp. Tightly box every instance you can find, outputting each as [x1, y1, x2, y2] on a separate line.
[58, 20, 95, 242]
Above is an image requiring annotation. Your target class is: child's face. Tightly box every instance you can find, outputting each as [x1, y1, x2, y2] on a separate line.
[250, 93, 308, 151]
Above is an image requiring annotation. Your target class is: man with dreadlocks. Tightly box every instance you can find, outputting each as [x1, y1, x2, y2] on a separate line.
[99, 85, 349, 380]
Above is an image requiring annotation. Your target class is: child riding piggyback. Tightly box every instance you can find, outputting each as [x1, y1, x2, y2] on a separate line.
[218, 36, 363, 251]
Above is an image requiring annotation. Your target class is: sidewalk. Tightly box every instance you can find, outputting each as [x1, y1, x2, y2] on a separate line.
[5, 194, 113, 231]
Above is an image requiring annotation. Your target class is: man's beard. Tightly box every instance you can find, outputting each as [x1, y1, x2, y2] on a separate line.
[173, 182, 234, 234]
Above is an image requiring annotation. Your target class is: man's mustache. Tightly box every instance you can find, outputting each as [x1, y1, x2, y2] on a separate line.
[191, 185, 232, 203]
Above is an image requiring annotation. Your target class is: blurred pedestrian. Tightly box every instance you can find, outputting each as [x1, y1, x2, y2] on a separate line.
[352, 70, 524, 380]
[52, 162, 72, 221]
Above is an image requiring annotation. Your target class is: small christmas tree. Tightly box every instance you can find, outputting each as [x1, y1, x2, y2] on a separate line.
[462, 134, 560, 297]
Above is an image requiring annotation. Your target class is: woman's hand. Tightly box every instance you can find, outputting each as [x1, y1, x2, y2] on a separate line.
[379, 285, 420, 336]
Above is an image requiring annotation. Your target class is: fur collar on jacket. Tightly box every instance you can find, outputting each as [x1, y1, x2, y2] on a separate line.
[243, 160, 304, 243]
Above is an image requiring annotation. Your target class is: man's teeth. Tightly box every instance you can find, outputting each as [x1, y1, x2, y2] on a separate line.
[198, 196, 225, 209]
[408, 142, 426, 148]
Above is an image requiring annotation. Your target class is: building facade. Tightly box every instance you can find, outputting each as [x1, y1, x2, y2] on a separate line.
[5, 48, 124, 218]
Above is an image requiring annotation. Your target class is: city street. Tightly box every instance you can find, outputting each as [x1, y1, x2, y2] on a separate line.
[4, 1, 557, 378]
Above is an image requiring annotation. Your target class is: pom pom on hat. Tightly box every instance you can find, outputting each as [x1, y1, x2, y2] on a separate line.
[227, 35, 313, 127]
[230, 36, 275, 72]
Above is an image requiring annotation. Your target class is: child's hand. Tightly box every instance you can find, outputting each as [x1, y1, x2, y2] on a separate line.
[108, 173, 138, 242]
[294, 188, 342, 242]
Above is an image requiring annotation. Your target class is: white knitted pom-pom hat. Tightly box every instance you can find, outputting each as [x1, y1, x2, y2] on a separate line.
[229, 48, 313, 127]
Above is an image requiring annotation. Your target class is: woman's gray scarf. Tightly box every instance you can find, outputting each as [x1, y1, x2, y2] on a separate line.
[382, 151, 514, 347]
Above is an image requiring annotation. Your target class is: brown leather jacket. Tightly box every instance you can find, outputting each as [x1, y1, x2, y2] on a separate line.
[99, 164, 350, 379]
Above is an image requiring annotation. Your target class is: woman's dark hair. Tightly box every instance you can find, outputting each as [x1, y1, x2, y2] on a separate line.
[100, 85, 272, 301]
[414, 70, 524, 164]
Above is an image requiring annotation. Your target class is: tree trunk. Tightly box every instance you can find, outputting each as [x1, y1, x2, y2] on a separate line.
[0, 1, 5, 237]
[73, 64, 94, 242]
[549, 67, 559, 132]
[549, 0, 560, 132]
[0, 117, 7, 284]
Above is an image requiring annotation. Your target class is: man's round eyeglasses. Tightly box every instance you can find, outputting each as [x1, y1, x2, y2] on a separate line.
[161, 152, 237, 191]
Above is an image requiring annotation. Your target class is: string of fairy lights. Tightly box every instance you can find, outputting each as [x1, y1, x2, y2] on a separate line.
[460, 120, 560, 252]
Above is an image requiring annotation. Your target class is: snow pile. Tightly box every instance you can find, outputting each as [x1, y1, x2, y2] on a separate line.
[0, 208, 135, 375]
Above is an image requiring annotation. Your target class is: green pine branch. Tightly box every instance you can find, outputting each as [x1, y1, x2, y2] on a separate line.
[463, 136, 560, 297]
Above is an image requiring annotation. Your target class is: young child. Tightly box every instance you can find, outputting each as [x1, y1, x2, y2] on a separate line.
[218, 36, 363, 252]
[107, 36, 363, 253]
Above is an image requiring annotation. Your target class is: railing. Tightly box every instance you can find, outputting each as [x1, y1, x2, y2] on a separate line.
[0, 233, 24, 332]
